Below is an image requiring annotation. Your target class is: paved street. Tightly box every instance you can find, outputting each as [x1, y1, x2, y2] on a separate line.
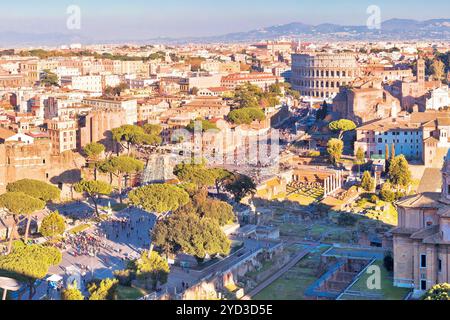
[33, 207, 157, 300]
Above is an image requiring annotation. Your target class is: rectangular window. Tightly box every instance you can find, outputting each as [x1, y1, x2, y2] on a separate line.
[420, 254, 427, 268]
[438, 259, 442, 273]
[421, 280, 427, 291]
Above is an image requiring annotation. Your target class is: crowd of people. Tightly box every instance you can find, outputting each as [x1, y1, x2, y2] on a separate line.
[63, 233, 108, 257]
[102, 213, 153, 250]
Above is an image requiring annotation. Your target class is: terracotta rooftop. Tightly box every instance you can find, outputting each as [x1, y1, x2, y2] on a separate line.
[396, 192, 443, 209]
[0, 127, 16, 140]
[358, 111, 450, 132]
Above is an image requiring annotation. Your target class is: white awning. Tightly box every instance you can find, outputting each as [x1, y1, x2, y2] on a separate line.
[46, 274, 63, 282]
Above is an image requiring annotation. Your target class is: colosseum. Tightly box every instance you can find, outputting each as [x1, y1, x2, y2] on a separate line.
[291, 52, 361, 99]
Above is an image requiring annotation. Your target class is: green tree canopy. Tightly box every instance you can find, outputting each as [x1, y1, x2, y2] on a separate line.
[104, 83, 129, 96]
[388, 155, 412, 189]
[223, 173, 256, 202]
[136, 251, 170, 290]
[128, 184, 190, 214]
[329, 119, 357, 139]
[99, 155, 144, 202]
[0, 192, 46, 215]
[62, 283, 85, 300]
[100, 155, 144, 177]
[112, 125, 158, 153]
[327, 138, 344, 165]
[179, 189, 236, 226]
[233, 83, 281, 109]
[88, 278, 119, 300]
[83, 142, 106, 180]
[40, 211, 66, 238]
[186, 119, 219, 133]
[6, 179, 60, 202]
[83, 142, 105, 160]
[228, 107, 266, 125]
[0, 192, 46, 252]
[361, 171, 375, 192]
[380, 182, 396, 202]
[40, 69, 59, 87]
[0, 243, 62, 299]
[74, 180, 112, 216]
[211, 168, 234, 195]
[143, 123, 163, 136]
[173, 161, 217, 188]
[153, 211, 231, 259]
[355, 147, 366, 165]
[193, 193, 236, 226]
[431, 59, 445, 82]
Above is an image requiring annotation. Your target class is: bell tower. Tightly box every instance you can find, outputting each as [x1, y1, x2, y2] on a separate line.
[442, 149, 450, 204]
[417, 57, 425, 86]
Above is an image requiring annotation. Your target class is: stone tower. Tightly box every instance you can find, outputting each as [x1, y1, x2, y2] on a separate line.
[417, 58, 425, 86]
[441, 149, 450, 204]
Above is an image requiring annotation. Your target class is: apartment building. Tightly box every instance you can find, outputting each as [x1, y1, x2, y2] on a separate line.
[221, 72, 282, 90]
[355, 111, 450, 164]
[82, 97, 138, 125]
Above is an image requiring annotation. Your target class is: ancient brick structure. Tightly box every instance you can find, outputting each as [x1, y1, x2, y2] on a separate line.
[393, 150, 450, 294]
[291, 52, 360, 99]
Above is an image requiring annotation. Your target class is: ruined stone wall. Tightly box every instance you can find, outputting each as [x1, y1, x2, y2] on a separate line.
[0, 140, 84, 197]
[79, 109, 127, 152]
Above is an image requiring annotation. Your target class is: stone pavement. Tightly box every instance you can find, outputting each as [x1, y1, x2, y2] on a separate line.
[33, 207, 156, 300]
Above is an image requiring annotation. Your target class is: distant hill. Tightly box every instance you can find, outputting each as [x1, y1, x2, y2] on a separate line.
[2, 18, 450, 47]
[189, 18, 450, 43]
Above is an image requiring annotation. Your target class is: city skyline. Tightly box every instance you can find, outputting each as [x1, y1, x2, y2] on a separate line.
[1, 2, 450, 303]
[1, 0, 450, 41]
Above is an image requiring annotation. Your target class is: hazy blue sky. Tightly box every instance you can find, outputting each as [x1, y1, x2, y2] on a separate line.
[1, 0, 450, 40]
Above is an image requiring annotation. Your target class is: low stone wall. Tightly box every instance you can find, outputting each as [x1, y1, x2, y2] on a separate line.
[177, 242, 284, 300]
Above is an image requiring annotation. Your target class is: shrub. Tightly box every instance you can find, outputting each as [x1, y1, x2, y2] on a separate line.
[114, 269, 136, 287]
[307, 150, 321, 157]
[227, 107, 266, 125]
[361, 171, 375, 192]
[337, 212, 358, 227]
[88, 278, 119, 300]
[423, 283, 450, 300]
[380, 188, 396, 202]
[395, 191, 406, 200]
[356, 198, 368, 208]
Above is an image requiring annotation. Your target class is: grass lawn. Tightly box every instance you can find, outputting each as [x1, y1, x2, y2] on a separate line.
[287, 193, 316, 206]
[271, 192, 287, 201]
[116, 285, 147, 300]
[343, 260, 410, 300]
[68, 223, 91, 234]
[246, 259, 277, 278]
[278, 223, 310, 237]
[254, 245, 330, 300]
[365, 203, 398, 226]
[111, 203, 128, 212]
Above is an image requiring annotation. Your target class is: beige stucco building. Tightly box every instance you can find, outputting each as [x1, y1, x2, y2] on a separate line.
[393, 150, 450, 295]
